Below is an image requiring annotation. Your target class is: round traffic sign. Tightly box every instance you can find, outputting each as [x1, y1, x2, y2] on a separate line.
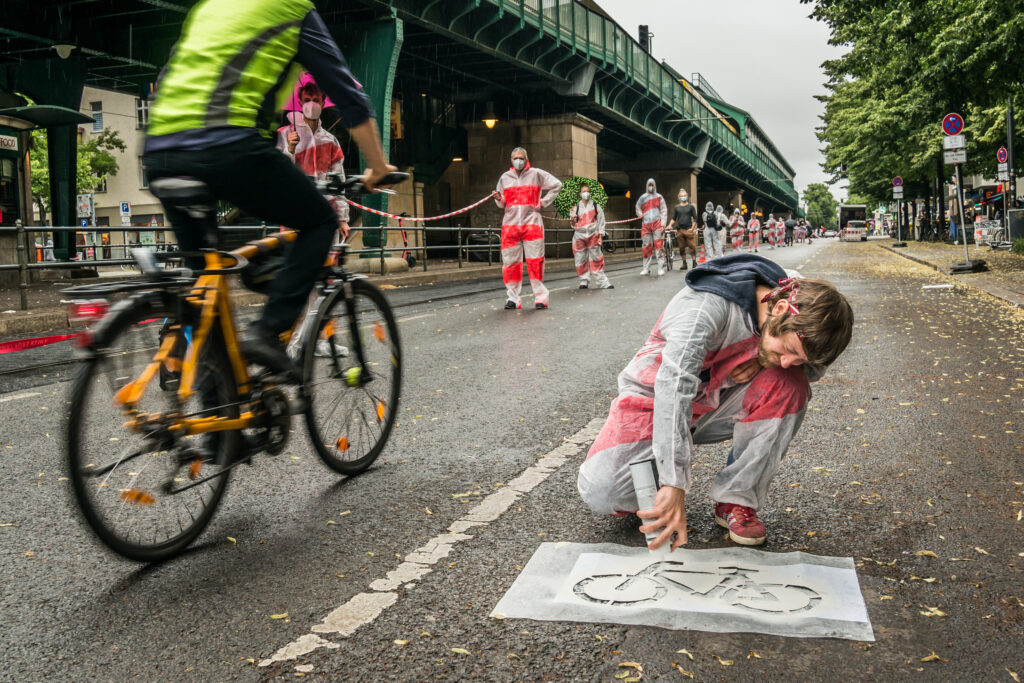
[997, 146, 1008, 163]
[893, 176, 903, 187]
[942, 112, 964, 136]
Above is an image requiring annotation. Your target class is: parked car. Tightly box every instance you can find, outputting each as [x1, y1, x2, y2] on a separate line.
[823, 229, 837, 238]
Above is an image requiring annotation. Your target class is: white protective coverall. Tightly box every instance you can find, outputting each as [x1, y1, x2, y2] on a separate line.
[729, 211, 746, 252]
[635, 179, 668, 274]
[494, 162, 562, 307]
[702, 202, 723, 259]
[570, 199, 611, 288]
[578, 258, 816, 513]
[715, 205, 729, 256]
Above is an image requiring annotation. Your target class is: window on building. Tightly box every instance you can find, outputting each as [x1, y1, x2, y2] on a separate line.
[95, 177, 108, 193]
[136, 97, 150, 129]
[138, 157, 148, 189]
[90, 101, 103, 132]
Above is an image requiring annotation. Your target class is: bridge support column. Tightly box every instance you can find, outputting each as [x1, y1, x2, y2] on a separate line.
[451, 113, 603, 256]
[338, 17, 403, 253]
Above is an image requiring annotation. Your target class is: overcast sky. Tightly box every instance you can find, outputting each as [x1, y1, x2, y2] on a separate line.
[594, 0, 848, 201]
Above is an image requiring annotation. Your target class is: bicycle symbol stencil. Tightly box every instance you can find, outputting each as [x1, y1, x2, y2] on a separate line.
[490, 543, 875, 641]
[572, 560, 822, 614]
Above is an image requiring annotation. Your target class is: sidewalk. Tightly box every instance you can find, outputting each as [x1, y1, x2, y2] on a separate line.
[0, 248, 647, 338]
[879, 240, 1024, 309]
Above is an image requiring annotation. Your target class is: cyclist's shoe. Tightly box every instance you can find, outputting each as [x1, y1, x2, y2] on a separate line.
[714, 502, 766, 546]
[504, 300, 520, 310]
[639, 267, 650, 276]
[315, 338, 349, 358]
[602, 283, 615, 290]
[242, 324, 300, 383]
[657, 266, 665, 277]
[579, 282, 588, 289]
[535, 301, 548, 310]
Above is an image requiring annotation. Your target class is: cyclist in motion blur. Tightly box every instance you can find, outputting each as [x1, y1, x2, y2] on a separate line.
[143, 0, 396, 378]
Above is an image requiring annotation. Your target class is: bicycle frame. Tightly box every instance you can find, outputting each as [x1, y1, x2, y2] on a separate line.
[113, 232, 300, 436]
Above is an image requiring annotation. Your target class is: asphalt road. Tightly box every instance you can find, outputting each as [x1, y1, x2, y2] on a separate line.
[1, 240, 1021, 681]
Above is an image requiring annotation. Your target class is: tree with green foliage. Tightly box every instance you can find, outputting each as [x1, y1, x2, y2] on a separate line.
[806, 0, 1024, 207]
[29, 128, 126, 223]
[554, 176, 608, 218]
[802, 182, 838, 228]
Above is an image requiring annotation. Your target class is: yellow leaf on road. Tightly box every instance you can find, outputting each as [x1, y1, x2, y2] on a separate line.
[748, 650, 762, 659]
[921, 650, 948, 663]
[675, 649, 694, 660]
[913, 550, 938, 557]
[451, 648, 472, 656]
[269, 613, 288, 620]
[715, 656, 734, 666]
[974, 547, 990, 555]
[1006, 668, 1020, 682]
[618, 662, 643, 672]
[227, 537, 236, 544]
[393, 640, 408, 647]
[672, 662, 695, 678]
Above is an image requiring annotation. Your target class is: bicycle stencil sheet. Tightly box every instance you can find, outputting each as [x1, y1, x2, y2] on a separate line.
[491, 543, 874, 641]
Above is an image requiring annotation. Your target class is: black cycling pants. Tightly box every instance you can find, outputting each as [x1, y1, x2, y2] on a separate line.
[144, 135, 337, 335]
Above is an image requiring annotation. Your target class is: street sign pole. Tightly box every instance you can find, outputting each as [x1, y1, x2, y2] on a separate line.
[892, 177, 906, 246]
[1008, 95, 1016, 217]
[943, 112, 986, 273]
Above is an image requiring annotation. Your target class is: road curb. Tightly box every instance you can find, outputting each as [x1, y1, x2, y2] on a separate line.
[879, 244, 1024, 310]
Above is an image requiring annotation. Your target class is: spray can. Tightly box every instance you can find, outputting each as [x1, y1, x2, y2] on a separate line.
[629, 458, 660, 547]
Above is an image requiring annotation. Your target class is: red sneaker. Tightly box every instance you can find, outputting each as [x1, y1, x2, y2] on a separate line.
[714, 502, 766, 546]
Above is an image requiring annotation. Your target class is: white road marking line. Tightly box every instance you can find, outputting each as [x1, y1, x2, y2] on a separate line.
[0, 392, 41, 404]
[396, 313, 435, 323]
[258, 417, 605, 667]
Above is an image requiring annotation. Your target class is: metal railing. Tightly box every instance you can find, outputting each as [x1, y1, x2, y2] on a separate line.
[1, 220, 644, 311]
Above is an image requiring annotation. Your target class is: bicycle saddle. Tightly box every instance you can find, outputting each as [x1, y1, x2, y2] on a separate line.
[149, 177, 215, 206]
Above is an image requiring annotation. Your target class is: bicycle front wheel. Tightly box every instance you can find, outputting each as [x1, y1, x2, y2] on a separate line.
[303, 279, 401, 475]
[66, 298, 238, 562]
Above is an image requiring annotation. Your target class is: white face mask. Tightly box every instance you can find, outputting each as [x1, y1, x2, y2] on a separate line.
[679, 195, 687, 203]
[647, 185, 654, 193]
[301, 101, 322, 120]
[580, 191, 590, 201]
[512, 158, 526, 171]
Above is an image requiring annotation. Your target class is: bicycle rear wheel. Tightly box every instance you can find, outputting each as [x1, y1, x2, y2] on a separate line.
[303, 279, 401, 475]
[66, 298, 239, 562]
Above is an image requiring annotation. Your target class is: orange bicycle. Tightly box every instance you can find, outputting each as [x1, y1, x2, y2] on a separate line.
[64, 172, 407, 562]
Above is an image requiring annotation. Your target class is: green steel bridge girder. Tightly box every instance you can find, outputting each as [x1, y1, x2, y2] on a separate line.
[362, 0, 797, 209]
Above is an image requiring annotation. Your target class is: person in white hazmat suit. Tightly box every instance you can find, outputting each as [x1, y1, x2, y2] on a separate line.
[702, 201, 723, 259]
[570, 184, 613, 290]
[492, 147, 562, 310]
[715, 204, 729, 256]
[635, 178, 668, 276]
[578, 253, 853, 547]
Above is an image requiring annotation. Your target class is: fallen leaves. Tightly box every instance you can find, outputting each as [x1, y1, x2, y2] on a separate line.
[269, 612, 288, 620]
[615, 662, 643, 682]
[920, 650, 948, 663]
[974, 546, 990, 555]
[919, 606, 947, 618]
[714, 656, 734, 666]
[671, 662, 694, 678]
[451, 648, 472, 656]
[913, 550, 938, 558]
[675, 649, 694, 660]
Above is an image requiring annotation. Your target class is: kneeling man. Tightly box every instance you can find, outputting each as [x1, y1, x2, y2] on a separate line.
[578, 254, 853, 549]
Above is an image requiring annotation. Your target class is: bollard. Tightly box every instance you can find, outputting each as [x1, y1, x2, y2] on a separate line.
[261, 220, 267, 239]
[379, 225, 385, 276]
[457, 225, 463, 269]
[16, 219, 28, 311]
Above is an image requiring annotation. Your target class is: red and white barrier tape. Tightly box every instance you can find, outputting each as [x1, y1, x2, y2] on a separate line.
[346, 193, 494, 223]
[0, 333, 77, 355]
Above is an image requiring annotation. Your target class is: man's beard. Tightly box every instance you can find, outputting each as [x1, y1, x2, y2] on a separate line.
[758, 334, 779, 368]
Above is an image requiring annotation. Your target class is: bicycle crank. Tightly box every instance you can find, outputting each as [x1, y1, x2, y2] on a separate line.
[253, 387, 291, 456]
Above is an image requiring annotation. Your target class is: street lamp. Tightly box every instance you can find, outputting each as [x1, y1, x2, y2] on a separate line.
[482, 102, 498, 129]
